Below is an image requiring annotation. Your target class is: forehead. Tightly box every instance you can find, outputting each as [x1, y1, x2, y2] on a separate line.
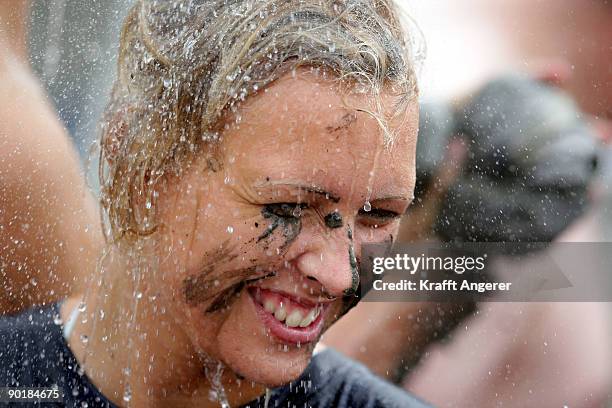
[219, 72, 418, 199]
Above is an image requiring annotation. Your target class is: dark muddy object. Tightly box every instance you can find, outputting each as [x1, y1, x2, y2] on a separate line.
[417, 76, 599, 246]
[258, 203, 306, 248]
[414, 102, 455, 198]
[324, 211, 344, 229]
[344, 226, 360, 297]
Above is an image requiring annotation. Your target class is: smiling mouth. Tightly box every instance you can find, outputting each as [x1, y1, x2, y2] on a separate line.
[248, 287, 328, 345]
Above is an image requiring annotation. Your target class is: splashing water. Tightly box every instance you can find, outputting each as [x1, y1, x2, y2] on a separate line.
[42, 0, 67, 83]
[121, 251, 147, 407]
[204, 359, 231, 408]
[53, 314, 63, 325]
[123, 383, 132, 403]
[264, 388, 272, 408]
[75, 248, 112, 390]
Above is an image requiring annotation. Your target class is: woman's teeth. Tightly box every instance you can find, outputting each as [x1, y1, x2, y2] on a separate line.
[263, 299, 320, 328]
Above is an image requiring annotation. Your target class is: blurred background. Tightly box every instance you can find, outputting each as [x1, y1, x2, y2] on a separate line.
[28, 0, 131, 161]
[24, 0, 612, 407]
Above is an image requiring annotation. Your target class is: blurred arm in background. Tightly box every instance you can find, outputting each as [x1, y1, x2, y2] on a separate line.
[0, 0, 101, 314]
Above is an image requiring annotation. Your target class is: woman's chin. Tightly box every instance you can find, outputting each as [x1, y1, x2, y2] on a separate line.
[210, 288, 320, 387]
[226, 350, 312, 388]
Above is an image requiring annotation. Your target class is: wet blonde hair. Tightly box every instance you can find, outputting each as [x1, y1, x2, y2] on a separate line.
[100, 0, 421, 244]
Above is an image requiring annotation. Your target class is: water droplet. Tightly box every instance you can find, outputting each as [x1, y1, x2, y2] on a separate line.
[123, 385, 132, 402]
[80, 334, 89, 344]
[264, 388, 272, 408]
[363, 201, 372, 212]
[227, 226, 234, 234]
[292, 206, 302, 217]
[205, 360, 230, 408]
[78, 301, 87, 312]
[53, 314, 63, 325]
[136, 292, 143, 299]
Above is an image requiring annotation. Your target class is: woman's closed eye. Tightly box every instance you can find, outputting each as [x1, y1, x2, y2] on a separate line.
[261, 203, 402, 228]
[357, 208, 401, 228]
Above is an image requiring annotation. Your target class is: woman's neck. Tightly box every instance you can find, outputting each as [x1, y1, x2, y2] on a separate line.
[61, 258, 266, 408]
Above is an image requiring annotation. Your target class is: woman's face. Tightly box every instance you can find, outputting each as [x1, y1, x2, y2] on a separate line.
[156, 71, 418, 386]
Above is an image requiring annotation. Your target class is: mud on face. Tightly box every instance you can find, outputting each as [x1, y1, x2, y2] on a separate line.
[181, 202, 308, 313]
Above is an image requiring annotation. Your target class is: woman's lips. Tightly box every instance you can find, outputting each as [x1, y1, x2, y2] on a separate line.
[248, 287, 327, 345]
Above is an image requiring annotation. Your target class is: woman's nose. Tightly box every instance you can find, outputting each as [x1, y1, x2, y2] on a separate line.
[294, 237, 357, 298]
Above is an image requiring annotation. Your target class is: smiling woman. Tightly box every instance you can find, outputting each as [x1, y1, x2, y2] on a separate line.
[0, 0, 427, 407]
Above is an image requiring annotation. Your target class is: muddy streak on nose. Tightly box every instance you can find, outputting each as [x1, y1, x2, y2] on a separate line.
[344, 225, 360, 296]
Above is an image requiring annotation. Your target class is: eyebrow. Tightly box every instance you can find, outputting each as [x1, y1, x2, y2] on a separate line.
[253, 180, 341, 203]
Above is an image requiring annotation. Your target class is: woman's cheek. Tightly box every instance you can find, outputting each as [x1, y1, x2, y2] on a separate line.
[171, 209, 299, 313]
